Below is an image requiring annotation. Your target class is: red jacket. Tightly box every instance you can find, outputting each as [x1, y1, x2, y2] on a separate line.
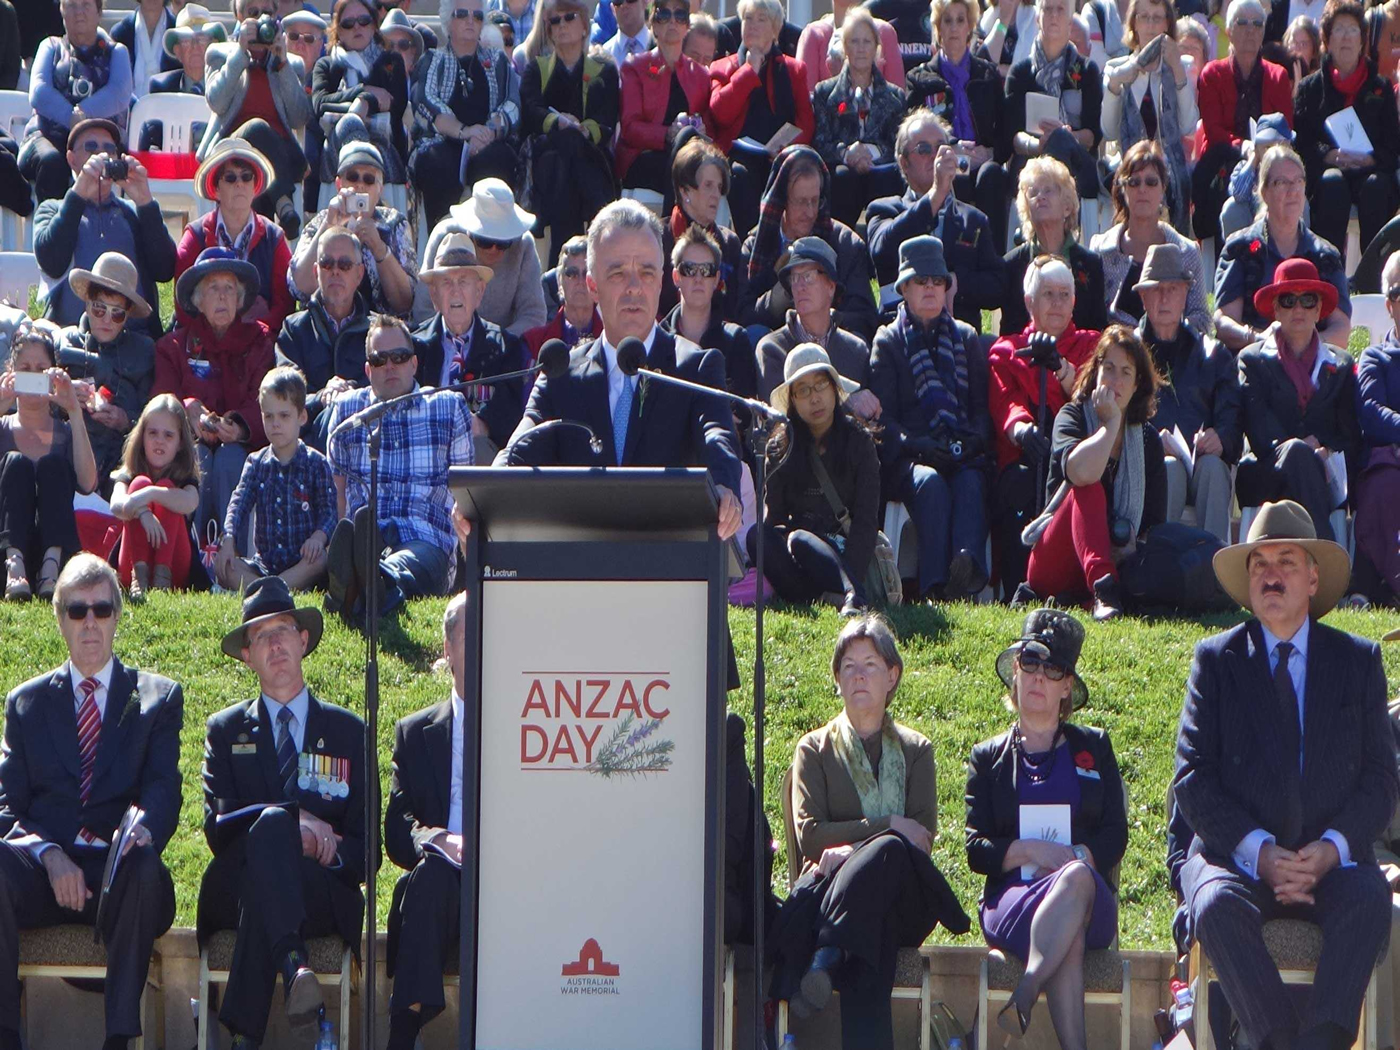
[173, 210, 295, 334]
[153, 315, 275, 448]
[1198, 57, 1294, 153]
[522, 306, 602, 361]
[616, 49, 714, 179]
[708, 52, 815, 152]
[987, 326, 1100, 471]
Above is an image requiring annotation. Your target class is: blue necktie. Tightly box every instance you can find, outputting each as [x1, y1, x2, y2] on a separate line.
[611, 372, 633, 466]
[275, 706, 298, 798]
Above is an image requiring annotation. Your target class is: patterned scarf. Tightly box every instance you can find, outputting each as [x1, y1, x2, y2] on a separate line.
[940, 50, 976, 141]
[216, 213, 255, 258]
[1117, 60, 1190, 232]
[1275, 329, 1320, 412]
[1032, 39, 1071, 117]
[899, 303, 969, 431]
[334, 41, 384, 87]
[1085, 403, 1146, 533]
[829, 710, 906, 821]
[747, 146, 834, 283]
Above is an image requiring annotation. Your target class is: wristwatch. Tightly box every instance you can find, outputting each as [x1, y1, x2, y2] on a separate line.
[1071, 844, 1090, 862]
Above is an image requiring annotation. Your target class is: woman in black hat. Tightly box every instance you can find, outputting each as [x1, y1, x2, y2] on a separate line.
[965, 608, 1127, 1045]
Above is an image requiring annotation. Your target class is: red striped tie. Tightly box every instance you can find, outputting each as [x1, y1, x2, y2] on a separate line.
[76, 677, 101, 803]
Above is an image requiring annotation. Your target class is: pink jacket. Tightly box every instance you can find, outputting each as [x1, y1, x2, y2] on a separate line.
[795, 16, 906, 96]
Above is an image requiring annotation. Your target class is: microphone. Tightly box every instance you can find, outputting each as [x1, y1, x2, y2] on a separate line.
[500, 418, 605, 465]
[329, 337, 572, 441]
[613, 335, 785, 422]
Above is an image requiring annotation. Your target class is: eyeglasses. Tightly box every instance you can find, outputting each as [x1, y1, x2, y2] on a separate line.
[78, 139, 115, 154]
[64, 601, 116, 621]
[905, 275, 947, 289]
[652, 6, 689, 21]
[1125, 174, 1161, 189]
[221, 168, 257, 184]
[1276, 292, 1320, 310]
[339, 13, 374, 28]
[787, 268, 825, 287]
[1233, 16, 1265, 27]
[1386, 285, 1400, 302]
[1016, 653, 1068, 680]
[341, 168, 380, 185]
[86, 301, 128, 322]
[790, 374, 833, 400]
[904, 141, 937, 157]
[678, 260, 718, 278]
[472, 235, 512, 251]
[318, 255, 359, 271]
[286, 30, 323, 42]
[613, 0, 640, 6]
[548, 10, 578, 23]
[454, 7, 486, 18]
[367, 349, 415, 367]
[560, 265, 585, 280]
[244, 6, 275, 16]
[1266, 175, 1306, 190]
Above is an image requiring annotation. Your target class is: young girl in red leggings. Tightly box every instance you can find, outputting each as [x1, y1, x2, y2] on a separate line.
[109, 394, 202, 599]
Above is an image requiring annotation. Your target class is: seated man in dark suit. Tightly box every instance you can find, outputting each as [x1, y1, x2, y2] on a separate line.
[412, 234, 527, 458]
[495, 199, 744, 542]
[149, 4, 225, 95]
[383, 592, 469, 1050]
[111, 0, 178, 98]
[1174, 499, 1398, 1050]
[198, 578, 371, 1050]
[866, 109, 1005, 333]
[0, 554, 183, 1050]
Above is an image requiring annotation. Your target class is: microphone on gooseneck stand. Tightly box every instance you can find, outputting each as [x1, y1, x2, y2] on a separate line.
[615, 335, 787, 422]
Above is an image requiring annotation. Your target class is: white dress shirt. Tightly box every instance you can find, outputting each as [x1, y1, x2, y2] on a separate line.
[1232, 619, 1354, 880]
[604, 25, 652, 69]
[130, 9, 171, 98]
[600, 323, 658, 418]
[449, 692, 464, 835]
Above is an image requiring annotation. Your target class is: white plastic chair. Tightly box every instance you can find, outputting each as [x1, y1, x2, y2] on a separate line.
[0, 252, 42, 311]
[127, 93, 217, 232]
[1350, 294, 1392, 346]
[0, 90, 33, 250]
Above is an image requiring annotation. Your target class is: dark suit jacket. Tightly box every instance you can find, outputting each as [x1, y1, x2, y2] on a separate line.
[412, 313, 527, 450]
[311, 47, 410, 167]
[496, 329, 743, 495]
[111, 9, 180, 82]
[385, 698, 452, 872]
[0, 660, 184, 854]
[148, 67, 202, 95]
[1173, 619, 1398, 865]
[198, 692, 372, 948]
[1293, 56, 1400, 190]
[965, 721, 1128, 905]
[999, 241, 1108, 337]
[866, 189, 1005, 331]
[903, 52, 1003, 150]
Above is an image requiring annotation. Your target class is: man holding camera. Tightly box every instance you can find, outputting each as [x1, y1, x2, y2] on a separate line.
[200, 0, 314, 238]
[32, 118, 176, 341]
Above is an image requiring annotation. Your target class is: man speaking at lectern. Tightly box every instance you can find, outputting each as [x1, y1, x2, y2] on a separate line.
[495, 199, 745, 541]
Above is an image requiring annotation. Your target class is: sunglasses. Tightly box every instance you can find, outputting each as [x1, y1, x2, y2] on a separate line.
[1125, 175, 1161, 189]
[388, 37, 417, 49]
[652, 6, 689, 21]
[367, 349, 415, 367]
[560, 265, 585, 280]
[86, 301, 128, 322]
[904, 141, 937, 157]
[319, 255, 359, 271]
[78, 139, 115, 154]
[65, 601, 116, 621]
[614, 0, 640, 6]
[548, 10, 578, 24]
[221, 168, 257, 184]
[472, 235, 512, 251]
[1276, 292, 1320, 310]
[454, 7, 486, 18]
[678, 260, 718, 278]
[341, 169, 380, 185]
[286, 30, 323, 42]
[1386, 285, 1400, 302]
[1234, 16, 1265, 26]
[1016, 653, 1068, 681]
[339, 13, 374, 28]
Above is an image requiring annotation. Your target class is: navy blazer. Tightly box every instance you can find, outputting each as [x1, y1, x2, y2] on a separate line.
[111, 10, 181, 81]
[412, 313, 526, 451]
[384, 698, 452, 872]
[148, 68, 201, 95]
[1173, 619, 1398, 865]
[0, 660, 184, 854]
[965, 721, 1128, 905]
[497, 329, 743, 495]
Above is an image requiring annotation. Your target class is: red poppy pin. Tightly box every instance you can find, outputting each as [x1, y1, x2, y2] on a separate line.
[838, 100, 848, 115]
[1074, 750, 1095, 770]
[1076, 269, 1089, 286]
[482, 54, 493, 70]
[648, 61, 664, 77]
[1249, 238, 1263, 254]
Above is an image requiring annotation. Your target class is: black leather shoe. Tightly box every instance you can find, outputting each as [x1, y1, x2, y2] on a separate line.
[945, 549, 987, 599]
[1009, 581, 1039, 609]
[325, 517, 358, 616]
[351, 506, 387, 617]
[1091, 572, 1124, 621]
[798, 945, 844, 1015]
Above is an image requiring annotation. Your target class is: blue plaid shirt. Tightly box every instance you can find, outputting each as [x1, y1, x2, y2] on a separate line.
[223, 444, 339, 575]
[326, 384, 474, 556]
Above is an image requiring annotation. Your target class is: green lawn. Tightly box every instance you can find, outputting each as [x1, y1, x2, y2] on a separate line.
[0, 595, 1396, 950]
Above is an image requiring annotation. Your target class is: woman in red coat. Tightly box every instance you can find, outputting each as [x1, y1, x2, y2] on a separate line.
[1189, 0, 1293, 242]
[709, 0, 815, 235]
[153, 248, 275, 543]
[616, 0, 714, 209]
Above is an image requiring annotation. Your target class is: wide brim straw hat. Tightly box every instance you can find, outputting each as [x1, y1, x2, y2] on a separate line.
[448, 177, 535, 241]
[69, 251, 153, 319]
[164, 5, 228, 57]
[1212, 499, 1351, 617]
[768, 343, 859, 417]
[194, 137, 274, 201]
[420, 232, 495, 283]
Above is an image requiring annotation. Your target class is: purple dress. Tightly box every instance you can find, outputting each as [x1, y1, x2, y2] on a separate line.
[978, 741, 1119, 962]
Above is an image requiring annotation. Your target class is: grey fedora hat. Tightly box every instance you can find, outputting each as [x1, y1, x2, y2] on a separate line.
[895, 235, 951, 293]
[1132, 243, 1194, 292]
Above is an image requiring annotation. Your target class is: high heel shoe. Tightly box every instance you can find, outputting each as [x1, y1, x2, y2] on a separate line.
[996, 996, 1031, 1038]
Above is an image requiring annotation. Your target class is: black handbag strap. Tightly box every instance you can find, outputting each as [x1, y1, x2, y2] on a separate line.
[807, 447, 853, 538]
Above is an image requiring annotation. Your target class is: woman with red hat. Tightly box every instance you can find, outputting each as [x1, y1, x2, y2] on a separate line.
[1236, 256, 1361, 543]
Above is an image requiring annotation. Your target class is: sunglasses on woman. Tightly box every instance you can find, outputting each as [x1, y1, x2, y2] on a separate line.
[1276, 292, 1320, 310]
[472, 235, 513, 251]
[454, 7, 486, 18]
[339, 13, 374, 28]
[678, 260, 718, 278]
[318, 255, 359, 272]
[367, 350, 415, 367]
[652, 6, 689, 21]
[221, 168, 257, 184]
[548, 10, 578, 24]
[1124, 175, 1160, 189]
[1387, 285, 1400, 302]
[86, 300, 127, 322]
[64, 601, 116, 621]
[388, 37, 416, 50]
[1016, 653, 1068, 681]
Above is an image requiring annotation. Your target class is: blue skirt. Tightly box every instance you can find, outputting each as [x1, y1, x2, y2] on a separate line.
[979, 864, 1118, 962]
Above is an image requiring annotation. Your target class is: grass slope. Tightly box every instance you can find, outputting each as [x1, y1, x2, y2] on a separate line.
[0, 595, 1396, 949]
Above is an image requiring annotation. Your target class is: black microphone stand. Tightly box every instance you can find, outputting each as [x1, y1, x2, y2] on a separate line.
[362, 418, 382, 1050]
[746, 401, 773, 1050]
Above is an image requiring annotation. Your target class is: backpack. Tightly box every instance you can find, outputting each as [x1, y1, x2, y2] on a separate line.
[1118, 521, 1234, 612]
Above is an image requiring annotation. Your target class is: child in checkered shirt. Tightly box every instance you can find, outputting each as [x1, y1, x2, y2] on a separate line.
[215, 367, 339, 592]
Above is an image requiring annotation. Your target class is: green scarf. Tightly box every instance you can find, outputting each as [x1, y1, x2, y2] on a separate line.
[830, 710, 907, 821]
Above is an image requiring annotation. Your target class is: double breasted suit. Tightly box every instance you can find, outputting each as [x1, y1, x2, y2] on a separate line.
[198, 692, 372, 1043]
[384, 699, 460, 1020]
[0, 660, 182, 1038]
[1174, 619, 1398, 1046]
